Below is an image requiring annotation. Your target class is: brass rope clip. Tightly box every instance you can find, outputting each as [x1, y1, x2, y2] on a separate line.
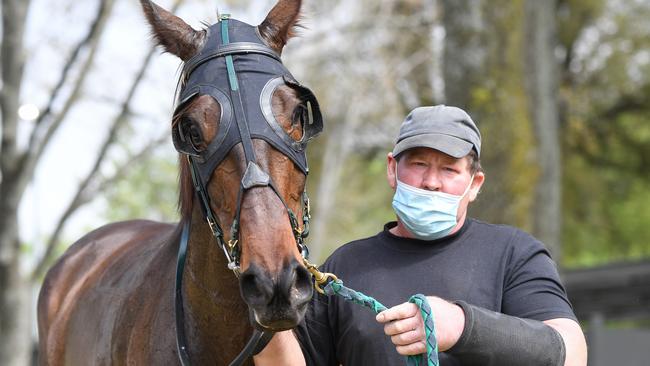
[293, 225, 304, 236]
[303, 259, 338, 294]
[228, 239, 238, 252]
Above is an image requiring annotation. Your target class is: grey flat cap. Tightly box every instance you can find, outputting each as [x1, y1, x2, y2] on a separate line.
[392, 105, 481, 158]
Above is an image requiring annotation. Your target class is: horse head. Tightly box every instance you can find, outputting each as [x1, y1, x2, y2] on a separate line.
[140, 0, 319, 332]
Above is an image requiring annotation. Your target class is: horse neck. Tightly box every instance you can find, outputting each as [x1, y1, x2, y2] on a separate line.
[181, 205, 252, 363]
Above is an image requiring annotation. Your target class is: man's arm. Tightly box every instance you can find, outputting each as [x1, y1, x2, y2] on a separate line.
[377, 296, 588, 366]
[253, 330, 305, 366]
[544, 317, 588, 366]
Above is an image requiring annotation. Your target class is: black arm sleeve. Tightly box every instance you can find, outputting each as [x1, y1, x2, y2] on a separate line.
[447, 301, 566, 366]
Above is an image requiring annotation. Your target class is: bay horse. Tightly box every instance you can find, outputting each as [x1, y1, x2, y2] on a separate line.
[37, 0, 322, 364]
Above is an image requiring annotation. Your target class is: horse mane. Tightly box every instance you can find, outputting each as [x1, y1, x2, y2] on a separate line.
[173, 102, 195, 223]
[177, 154, 194, 223]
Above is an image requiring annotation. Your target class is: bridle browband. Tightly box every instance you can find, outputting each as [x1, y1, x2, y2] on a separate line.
[173, 15, 320, 366]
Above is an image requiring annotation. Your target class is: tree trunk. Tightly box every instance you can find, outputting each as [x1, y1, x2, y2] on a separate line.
[0, 0, 162, 363]
[1, 0, 36, 364]
[441, 0, 486, 109]
[442, 0, 538, 231]
[0, 249, 32, 366]
[525, 0, 562, 258]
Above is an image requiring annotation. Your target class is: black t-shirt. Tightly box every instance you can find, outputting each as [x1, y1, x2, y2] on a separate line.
[295, 219, 576, 366]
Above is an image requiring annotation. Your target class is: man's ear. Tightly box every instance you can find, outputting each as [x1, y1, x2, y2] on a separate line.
[386, 153, 398, 190]
[258, 0, 303, 54]
[468, 171, 485, 202]
[139, 0, 206, 61]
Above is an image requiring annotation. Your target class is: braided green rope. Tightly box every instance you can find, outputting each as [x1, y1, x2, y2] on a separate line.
[408, 294, 439, 366]
[324, 280, 439, 366]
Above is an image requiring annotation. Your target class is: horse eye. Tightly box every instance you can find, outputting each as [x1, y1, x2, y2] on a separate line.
[291, 104, 308, 127]
[181, 119, 206, 152]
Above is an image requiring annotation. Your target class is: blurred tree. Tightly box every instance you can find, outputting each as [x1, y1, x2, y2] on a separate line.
[1, 1, 35, 362]
[525, 0, 562, 258]
[441, 0, 541, 246]
[102, 150, 178, 223]
[558, 0, 650, 267]
[0, 0, 181, 364]
[284, 0, 441, 261]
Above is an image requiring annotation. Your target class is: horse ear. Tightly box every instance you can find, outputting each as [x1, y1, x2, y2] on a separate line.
[258, 0, 303, 54]
[139, 0, 205, 61]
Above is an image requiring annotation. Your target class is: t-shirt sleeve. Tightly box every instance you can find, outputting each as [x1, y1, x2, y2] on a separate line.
[294, 279, 338, 365]
[501, 230, 577, 322]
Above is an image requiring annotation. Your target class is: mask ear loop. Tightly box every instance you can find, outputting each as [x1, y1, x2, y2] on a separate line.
[460, 173, 476, 199]
[394, 161, 403, 186]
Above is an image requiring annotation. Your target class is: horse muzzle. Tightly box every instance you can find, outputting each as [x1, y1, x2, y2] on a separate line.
[239, 259, 313, 331]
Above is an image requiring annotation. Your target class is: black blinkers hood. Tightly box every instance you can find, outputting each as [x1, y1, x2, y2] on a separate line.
[173, 18, 323, 184]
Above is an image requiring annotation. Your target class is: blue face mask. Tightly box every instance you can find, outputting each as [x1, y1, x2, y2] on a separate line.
[392, 167, 474, 241]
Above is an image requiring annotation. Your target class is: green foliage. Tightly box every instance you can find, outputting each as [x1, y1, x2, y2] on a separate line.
[323, 151, 395, 255]
[557, 0, 606, 51]
[464, 0, 538, 230]
[103, 152, 180, 223]
[560, 0, 650, 267]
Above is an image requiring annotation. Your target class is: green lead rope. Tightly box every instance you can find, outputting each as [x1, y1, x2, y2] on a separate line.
[323, 280, 439, 366]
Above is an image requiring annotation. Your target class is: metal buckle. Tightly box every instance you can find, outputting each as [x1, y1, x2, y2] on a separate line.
[228, 238, 238, 252]
[303, 259, 338, 295]
[207, 217, 218, 235]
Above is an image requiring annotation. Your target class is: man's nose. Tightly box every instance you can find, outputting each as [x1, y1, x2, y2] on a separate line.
[421, 169, 442, 191]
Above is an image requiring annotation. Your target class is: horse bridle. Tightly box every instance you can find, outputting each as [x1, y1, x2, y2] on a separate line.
[173, 15, 322, 366]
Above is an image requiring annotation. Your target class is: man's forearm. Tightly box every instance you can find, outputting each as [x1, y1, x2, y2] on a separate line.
[253, 330, 305, 366]
[447, 301, 567, 366]
[543, 318, 588, 366]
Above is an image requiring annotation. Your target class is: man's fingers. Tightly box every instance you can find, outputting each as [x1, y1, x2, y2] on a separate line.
[376, 302, 418, 323]
[395, 341, 427, 356]
[383, 316, 421, 336]
[391, 328, 424, 346]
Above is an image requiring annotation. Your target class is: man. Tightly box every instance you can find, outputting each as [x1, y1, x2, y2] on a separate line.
[255, 105, 587, 365]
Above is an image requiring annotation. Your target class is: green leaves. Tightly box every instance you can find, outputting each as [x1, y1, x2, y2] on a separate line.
[103, 153, 179, 223]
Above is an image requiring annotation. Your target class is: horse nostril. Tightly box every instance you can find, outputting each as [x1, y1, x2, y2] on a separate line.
[294, 264, 313, 300]
[240, 261, 313, 311]
[240, 266, 274, 306]
[272, 260, 313, 305]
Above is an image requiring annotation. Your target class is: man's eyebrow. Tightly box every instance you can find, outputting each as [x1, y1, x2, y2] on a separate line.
[439, 155, 462, 164]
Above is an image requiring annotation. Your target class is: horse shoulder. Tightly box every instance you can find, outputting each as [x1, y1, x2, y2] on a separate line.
[38, 219, 180, 365]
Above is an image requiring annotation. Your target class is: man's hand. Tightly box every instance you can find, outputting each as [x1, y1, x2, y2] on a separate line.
[253, 330, 305, 366]
[375, 296, 465, 355]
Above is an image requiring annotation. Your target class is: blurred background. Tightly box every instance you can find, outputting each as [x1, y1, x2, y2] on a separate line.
[1, 0, 649, 365]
